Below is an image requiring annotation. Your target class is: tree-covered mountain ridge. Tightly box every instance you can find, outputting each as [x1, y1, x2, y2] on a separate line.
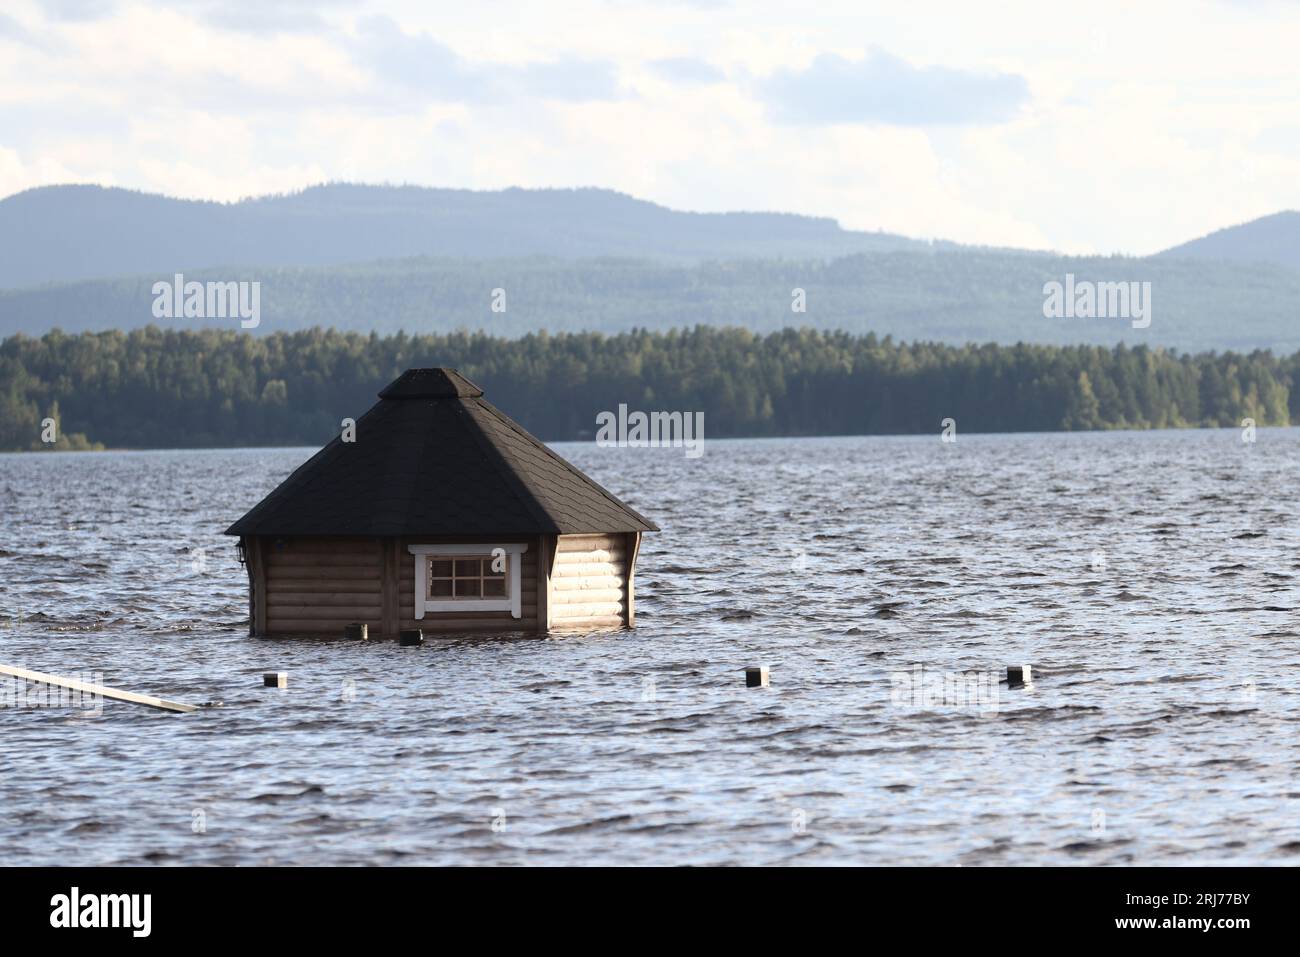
[0, 182, 943, 288]
[3, 249, 1297, 354]
[4, 183, 1296, 353]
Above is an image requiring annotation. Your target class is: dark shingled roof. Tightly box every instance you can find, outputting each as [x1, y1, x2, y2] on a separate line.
[225, 368, 658, 537]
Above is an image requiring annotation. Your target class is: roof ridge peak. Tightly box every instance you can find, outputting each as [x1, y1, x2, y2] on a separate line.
[379, 367, 483, 399]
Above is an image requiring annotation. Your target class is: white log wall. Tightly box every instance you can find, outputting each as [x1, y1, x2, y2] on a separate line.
[549, 533, 630, 631]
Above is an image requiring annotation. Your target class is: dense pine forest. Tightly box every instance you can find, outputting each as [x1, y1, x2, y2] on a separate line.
[0, 326, 1292, 451]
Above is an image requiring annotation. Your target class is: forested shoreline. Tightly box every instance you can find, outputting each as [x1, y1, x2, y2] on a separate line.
[0, 325, 1293, 451]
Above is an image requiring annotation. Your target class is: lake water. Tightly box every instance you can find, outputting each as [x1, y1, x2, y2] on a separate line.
[1, 430, 1298, 865]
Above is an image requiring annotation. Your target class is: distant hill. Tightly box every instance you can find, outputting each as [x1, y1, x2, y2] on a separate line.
[3, 182, 1298, 353]
[0, 183, 935, 288]
[3, 250, 1299, 353]
[1157, 210, 1300, 270]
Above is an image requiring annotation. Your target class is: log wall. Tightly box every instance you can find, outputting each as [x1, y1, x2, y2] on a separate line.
[549, 532, 632, 632]
[252, 531, 640, 637]
[261, 536, 385, 637]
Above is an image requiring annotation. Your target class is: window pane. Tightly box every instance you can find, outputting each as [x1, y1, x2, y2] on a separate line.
[455, 577, 481, 597]
[483, 577, 505, 597]
[484, 559, 506, 579]
[429, 578, 452, 597]
[455, 559, 480, 577]
[430, 559, 452, 577]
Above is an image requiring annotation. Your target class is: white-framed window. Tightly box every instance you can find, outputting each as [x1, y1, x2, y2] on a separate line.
[408, 544, 529, 619]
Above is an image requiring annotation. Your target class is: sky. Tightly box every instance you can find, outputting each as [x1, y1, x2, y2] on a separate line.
[1, 0, 1298, 255]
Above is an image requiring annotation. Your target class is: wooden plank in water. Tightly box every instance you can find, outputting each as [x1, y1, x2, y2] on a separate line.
[0, 663, 199, 714]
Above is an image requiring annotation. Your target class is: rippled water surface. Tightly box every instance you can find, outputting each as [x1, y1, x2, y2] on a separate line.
[2, 430, 1299, 865]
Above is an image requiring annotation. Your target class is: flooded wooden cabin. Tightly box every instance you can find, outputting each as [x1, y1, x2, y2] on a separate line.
[226, 368, 657, 637]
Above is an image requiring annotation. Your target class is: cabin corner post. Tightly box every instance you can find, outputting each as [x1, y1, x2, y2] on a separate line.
[249, 536, 268, 637]
[242, 535, 254, 637]
[626, 531, 642, 627]
[537, 534, 555, 632]
[382, 536, 400, 640]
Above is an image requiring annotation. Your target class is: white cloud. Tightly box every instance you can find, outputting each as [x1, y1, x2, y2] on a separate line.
[0, 0, 1298, 253]
[760, 51, 1030, 127]
[0, 143, 109, 198]
[647, 57, 725, 85]
[348, 15, 622, 104]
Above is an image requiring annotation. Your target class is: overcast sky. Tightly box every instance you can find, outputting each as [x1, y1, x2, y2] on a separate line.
[2, 0, 1298, 254]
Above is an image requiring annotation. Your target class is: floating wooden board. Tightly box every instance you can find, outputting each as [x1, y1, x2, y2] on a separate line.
[0, 663, 199, 714]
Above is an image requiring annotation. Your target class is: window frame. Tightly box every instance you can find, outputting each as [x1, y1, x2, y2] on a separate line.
[407, 543, 529, 619]
[427, 555, 508, 600]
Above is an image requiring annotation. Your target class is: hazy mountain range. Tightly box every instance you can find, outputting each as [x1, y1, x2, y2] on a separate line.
[1156, 210, 1300, 271]
[0, 183, 937, 288]
[1, 183, 1297, 352]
